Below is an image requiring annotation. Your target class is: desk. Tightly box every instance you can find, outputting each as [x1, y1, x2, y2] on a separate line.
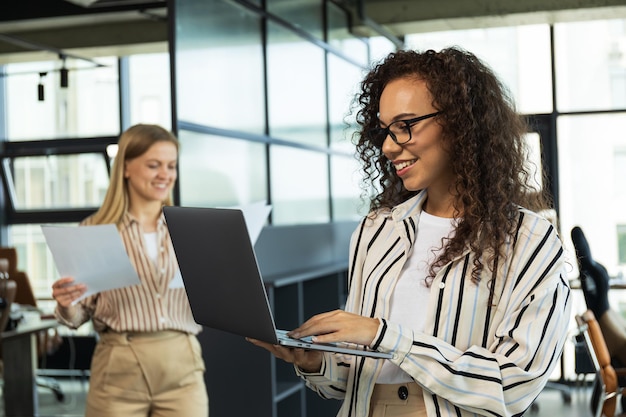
[1, 318, 59, 417]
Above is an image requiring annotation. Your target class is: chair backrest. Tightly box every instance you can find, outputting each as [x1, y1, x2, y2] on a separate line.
[571, 226, 611, 312]
[0, 247, 37, 307]
[576, 310, 619, 417]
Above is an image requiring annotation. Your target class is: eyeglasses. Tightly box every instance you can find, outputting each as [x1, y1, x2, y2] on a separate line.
[368, 111, 441, 147]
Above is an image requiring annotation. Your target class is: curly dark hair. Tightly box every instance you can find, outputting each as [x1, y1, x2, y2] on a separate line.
[352, 46, 553, 283]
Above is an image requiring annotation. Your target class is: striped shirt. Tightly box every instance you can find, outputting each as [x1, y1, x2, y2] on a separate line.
[297, 191, 572, 417]
[55, 211, 201, 335]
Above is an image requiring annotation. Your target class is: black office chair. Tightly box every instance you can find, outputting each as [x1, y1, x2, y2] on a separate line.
[571, 226, 611, 317]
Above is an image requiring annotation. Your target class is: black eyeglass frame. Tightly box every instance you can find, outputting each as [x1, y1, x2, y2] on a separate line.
[369, 111, 441, 147]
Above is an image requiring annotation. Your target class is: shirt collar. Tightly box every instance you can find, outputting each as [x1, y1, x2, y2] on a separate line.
[120, 210, 166, 230]
[387, 190, 428, 222]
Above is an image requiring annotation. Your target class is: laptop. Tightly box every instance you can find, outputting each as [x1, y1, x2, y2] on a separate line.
[163, 206, 392, 359]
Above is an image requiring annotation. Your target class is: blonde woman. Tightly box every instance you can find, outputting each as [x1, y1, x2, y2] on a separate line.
[51, 124, 208, 417]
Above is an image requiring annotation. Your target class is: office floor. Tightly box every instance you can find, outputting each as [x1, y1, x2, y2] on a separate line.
[0, 378, 608, 417]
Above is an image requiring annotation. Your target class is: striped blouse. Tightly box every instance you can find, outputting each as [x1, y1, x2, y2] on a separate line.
[55, 211, 201, 335]
[297, 191, 572, 417]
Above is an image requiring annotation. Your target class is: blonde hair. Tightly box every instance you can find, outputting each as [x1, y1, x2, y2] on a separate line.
[90, 124, 179, 225]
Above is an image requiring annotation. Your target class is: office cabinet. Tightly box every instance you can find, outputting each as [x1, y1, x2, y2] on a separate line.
[199, 265, 345, 417]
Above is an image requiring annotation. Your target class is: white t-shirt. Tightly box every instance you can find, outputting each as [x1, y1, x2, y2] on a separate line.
[143, 232, 158, 263]
[377, 210, 455, 384]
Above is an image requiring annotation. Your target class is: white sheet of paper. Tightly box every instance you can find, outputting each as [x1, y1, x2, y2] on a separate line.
[41, 224, 141, 304]
[229, 201, 272, 245]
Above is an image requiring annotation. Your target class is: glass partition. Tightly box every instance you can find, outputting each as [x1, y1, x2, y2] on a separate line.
[327, 53, 363, 147]
[266, 21, 327, 147]
[269, 145, 329, 224]
[267, 0, 323, 40]
[175, 0, 265, 134]
[326, 2, 369, 66]
[178, 130, 268, 208]
[330, 152, 363, 221]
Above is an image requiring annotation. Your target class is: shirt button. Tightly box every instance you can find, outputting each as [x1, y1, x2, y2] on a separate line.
[161, 268, 166, 274]
[159, 317, 166, 323]
[398, 385, 409, 400]
[155, 293, 161, 298]
[160, 246, 165, 252]
[439, 282, 445, 289]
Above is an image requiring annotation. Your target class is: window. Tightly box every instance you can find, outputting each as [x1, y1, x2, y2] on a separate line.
[5, 57, 120, 140]
[266, 21, 327, 147]
[177, 130, 268, 208]
[557, 113, 626, 279]
[555, 19, 626, 112]
[406, 25, 553, 114]
[1, 52, 171, 303]
[3, 154, 109, 210]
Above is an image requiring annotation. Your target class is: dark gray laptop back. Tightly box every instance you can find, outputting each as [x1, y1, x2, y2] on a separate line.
[163, 206, 279, 344]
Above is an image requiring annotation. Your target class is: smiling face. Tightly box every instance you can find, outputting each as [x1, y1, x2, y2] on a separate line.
[124, 141, 178, 208]
[379, 77, 455, 202]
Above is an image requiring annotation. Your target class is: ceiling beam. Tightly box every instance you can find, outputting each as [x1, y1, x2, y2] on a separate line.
[348, 0, 626, 36]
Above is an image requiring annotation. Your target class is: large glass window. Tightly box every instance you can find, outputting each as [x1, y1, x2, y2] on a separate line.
[4, 153, 109, 210]
[2, 51, 171, 307]
[406, 25, 553, 115]
[555, 19, 626, 112]
[557, 113, 626, 279]
[5, 57, 120, 140]
[128, 53, 172, 129]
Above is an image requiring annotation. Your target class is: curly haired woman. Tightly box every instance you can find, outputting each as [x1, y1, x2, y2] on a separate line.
[250, 47, 571, 417]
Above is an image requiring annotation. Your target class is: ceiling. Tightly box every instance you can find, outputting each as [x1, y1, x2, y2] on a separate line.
[2, 0, 626, 65]
[0, 0, 168, 65]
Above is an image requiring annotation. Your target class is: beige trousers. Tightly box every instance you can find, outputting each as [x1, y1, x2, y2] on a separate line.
[369, 382, 427, 417]
[86, 330, 208, 417]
